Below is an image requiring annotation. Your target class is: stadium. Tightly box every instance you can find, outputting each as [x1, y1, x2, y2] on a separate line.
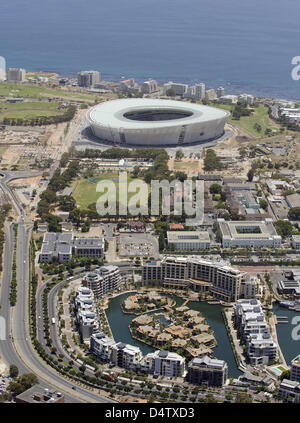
[86, 98, 229, 146]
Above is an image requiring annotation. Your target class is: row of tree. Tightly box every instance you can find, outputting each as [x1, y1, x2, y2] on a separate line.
[2, 105, 76, 126]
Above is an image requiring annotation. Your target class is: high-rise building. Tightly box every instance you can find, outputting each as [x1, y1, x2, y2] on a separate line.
[195, 83, 206, 100]
[217, 87, 225, 98]
[7, 68, 26, 82]
[82, 265, 121, 298]
[142, 256, 248, 302]
[77, 70, 100, 87]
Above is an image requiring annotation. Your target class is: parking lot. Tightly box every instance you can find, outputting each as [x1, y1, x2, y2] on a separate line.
[118, 233, 159, 259]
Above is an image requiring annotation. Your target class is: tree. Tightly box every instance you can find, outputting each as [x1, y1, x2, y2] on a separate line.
[210, 184, 222, 194]
[274, 220, 293, 238]
[235, 392, 252, 403]
[204, 393, 217, 403]
[259, 199, 268, 211]
[166, 87, 176, 97]
[288, 207, 300, 220]
[247, 168, 254, 182]
[175, 149, 184, 160]
[1, 203, 12, 216]
[9, 364, 19, 378]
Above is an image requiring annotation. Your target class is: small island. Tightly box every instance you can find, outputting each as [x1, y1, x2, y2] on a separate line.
[124, 292, 217, 360]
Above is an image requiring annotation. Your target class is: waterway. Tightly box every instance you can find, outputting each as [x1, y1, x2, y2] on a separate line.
[105, 292, 242, 378]
[273, 304, 300, 366]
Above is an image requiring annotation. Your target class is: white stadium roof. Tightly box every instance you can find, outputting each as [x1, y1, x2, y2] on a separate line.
[87, 98, 229, 129]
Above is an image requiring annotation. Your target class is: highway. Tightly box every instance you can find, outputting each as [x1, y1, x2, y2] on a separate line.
[0, 172, 116, 403]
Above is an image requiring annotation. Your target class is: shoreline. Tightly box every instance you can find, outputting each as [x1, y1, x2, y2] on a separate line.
[2, 71, 300, 102]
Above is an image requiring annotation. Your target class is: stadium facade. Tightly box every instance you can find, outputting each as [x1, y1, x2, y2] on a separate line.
[87, 98, 229, 146]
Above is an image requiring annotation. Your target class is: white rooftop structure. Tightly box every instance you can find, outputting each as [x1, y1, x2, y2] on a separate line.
[87, 98, 229, 146]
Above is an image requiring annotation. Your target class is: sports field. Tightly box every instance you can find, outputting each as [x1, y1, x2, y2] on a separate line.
[72, 172, 140, 210]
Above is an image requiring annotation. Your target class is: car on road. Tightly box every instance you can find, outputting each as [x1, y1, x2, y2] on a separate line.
[72, 386, 76, 390]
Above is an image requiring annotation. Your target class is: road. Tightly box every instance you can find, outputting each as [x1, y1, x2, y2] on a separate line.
[0, 172, 116, 403]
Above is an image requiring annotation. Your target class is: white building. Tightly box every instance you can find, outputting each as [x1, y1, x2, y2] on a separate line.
[90, 332, 115, 362]
[218, 95, 238, 104]
[234, 299, 277, 365]
[216, 87, 225, 98]
[143, 350, 185, 377]
[238, 94, 255, 105]
[7, 68, 26, 82]
[167, 231, 211, 250]
[141, 79, 158, 94]
[111, 342, 143, 370]
[205, 89, 217, 102]
[291, 235, 300, 250]
[142, 256, 249, 302]
[291, 355, 300, 383]
[278, 379, 300, 403]
[267, 180, 291, 195]
[163, 81, 188, 96]
[217, 218, 282, 248]
[82, 265, 121, 298]
[195, 83, 206, 100]
[39, 232, 104, 263]
[77, 70, 100, 87]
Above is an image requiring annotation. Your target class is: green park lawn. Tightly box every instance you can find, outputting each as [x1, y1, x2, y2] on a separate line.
[0, 101, 64, 122]
[0, 82, 99, 102]
[72, 172, 140, 210]
[214, 103, 278, 137]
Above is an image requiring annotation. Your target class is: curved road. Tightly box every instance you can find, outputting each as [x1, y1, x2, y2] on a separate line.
[0, 172, 115, 403]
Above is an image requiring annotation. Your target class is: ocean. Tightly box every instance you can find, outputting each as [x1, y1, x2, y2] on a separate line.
[1, 0, 300, 99]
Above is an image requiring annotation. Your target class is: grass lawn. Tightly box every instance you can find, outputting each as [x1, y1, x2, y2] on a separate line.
[0, 82, 100, 103]
[72, 172, 141, 210]
[173, 161, 199, 171]
[214, 103, 278, 137]
[0, 101, 65, 122]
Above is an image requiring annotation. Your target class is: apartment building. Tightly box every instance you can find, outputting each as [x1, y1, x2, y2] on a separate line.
[74, 286, 99, 340]
[110, 342, 143, 370]
[163, 81, 188, 96]
[205, 89, 217, 102]
[143, 350, 185, 377]
[7, 67, 26, 82]
[291, 355, 300, 383]
[77, 70, 100, 87]
[142, 256, 248, 302]
[278, 379, 300, 403]
[82, 265, 121, 298]
[141, 79, 158, 94]
[216, 87, 225, 98]
[186, 356, 228, 387]
[234, 299, 278, 365]
[90, 332, 115, 362]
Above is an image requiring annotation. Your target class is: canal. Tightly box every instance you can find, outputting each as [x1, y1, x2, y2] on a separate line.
[105, 292, 242, 378]
[273, 304, 300, 365]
